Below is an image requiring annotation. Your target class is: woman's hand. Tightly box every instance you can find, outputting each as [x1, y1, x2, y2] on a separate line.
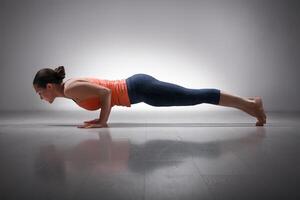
[77, 122, 108, 129]
[84, 118, 100, 124]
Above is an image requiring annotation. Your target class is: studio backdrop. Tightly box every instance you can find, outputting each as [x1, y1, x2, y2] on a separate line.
[0, 0, 299, 112]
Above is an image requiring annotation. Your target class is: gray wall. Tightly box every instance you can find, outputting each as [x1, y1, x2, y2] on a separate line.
[1, 0, 299, 112]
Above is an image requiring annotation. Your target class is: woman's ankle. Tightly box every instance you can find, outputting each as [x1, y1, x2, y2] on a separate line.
[240, 98, 257, 116]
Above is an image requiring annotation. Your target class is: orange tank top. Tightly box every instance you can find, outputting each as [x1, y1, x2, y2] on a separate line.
[74, 77, 131, 111]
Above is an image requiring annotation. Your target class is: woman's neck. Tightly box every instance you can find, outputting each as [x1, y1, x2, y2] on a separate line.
[54, 83, 68, 98]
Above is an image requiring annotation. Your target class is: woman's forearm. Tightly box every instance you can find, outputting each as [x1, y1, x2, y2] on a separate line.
[99, 92, 112, 124]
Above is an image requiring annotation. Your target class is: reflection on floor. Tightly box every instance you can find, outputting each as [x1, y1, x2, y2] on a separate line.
[0, 110, 299, 200]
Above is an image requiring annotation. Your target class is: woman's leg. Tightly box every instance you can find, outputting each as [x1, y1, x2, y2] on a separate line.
[126, 73, 215, 105]
[218, 90, 267, 126]
[126, 74, 267, 126]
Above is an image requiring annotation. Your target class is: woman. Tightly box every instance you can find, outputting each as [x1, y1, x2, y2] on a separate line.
[33, 66, 267, 128]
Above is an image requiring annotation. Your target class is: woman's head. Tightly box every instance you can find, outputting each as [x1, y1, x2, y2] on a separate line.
[33, 66, 66, 103]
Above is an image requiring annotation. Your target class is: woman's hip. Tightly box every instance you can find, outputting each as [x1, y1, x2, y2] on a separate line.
[125, 73, 157, 104]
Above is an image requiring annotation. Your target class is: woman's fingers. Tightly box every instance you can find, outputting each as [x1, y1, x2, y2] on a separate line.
[78, 124, 93, 128]
[77, 123, 106, 128]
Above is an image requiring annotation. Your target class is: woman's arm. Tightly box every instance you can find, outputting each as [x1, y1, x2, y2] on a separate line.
[98, 91, 112, 124]
[65, 81, 112, 125]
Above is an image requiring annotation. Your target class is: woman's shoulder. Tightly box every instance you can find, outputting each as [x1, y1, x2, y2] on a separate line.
[63, 77, 94, 101]
[64, 77, 93, 87]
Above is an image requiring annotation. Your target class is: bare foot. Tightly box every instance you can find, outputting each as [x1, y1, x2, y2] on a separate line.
[246, 97, 267, 126]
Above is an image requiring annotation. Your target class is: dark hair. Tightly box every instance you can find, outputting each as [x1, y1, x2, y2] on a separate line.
[33, 66, 66, 88]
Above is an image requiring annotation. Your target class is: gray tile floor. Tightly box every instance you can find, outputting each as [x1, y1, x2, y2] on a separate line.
[0, 110, 299, 200]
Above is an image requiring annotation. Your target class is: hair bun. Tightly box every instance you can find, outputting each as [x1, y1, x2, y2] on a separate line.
[54, 66, 65, 80]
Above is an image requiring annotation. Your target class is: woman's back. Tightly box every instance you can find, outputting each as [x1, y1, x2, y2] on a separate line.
[65, 77, 131, 110]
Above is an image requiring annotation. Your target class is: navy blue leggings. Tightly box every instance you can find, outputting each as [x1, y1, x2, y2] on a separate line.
[125, 73, 221, 106]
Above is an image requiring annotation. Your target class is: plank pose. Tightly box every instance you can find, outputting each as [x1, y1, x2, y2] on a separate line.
[33, 66, 267, 128]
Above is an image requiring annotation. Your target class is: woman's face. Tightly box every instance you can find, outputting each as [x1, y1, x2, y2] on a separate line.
[33, 84, 56, 104]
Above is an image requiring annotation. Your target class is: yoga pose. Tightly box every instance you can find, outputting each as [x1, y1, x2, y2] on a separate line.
[33, 66, 267, 128]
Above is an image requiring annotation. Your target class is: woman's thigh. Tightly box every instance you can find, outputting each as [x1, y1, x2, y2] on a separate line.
[126, 73, 220, 106]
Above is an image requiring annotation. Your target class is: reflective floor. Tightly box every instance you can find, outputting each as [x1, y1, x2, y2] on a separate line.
[0, 110, 299, 200]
